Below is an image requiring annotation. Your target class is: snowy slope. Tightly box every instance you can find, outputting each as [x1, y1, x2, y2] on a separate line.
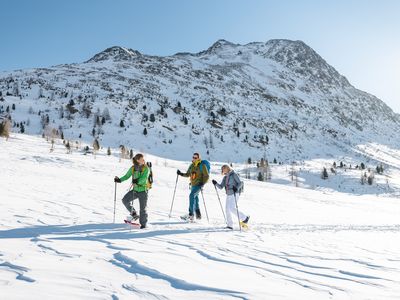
[1, 39, 399, 163]
[1, 134, 400, 299]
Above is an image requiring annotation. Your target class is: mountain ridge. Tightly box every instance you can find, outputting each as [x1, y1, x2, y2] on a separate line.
[0, 39, 398, 162]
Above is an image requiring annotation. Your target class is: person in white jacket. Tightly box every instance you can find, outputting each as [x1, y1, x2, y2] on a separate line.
[212, 165, 249, 230]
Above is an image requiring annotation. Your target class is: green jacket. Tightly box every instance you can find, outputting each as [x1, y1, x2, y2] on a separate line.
[120, 164, 150, 192]
[182, 160, 209, 186]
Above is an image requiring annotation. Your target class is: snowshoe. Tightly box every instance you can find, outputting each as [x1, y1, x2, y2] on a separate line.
[240, 221, 249, 229]
[124, 219, 140, 227]
[180, 214, 194, 222]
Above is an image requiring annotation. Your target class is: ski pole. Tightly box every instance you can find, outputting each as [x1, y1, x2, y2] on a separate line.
[113, 182, 117, 223]
[214, 185, 226, 224]
[200, 189, 209, 223]
[233, 191, 241, 232]
[131, 187, 135, 216]
[169, 174, 179, 218]
[129, 186, 136, 232]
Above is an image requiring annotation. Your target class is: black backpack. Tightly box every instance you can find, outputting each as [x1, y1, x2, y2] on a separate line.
[236, 172, 244, 194]
[147, 162, 153, 188]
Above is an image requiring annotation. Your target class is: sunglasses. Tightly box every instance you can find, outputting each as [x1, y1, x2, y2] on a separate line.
[192, 156, 199, 159]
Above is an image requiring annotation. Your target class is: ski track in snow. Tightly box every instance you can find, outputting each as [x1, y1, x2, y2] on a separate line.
[1, 134, 400, 299]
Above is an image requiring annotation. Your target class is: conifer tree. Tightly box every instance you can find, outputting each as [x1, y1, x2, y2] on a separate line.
[321, 167, 328, 179]
[257, 172, 264, 181]
[65, 141, 71, 154]
[93, 139, 100, 158]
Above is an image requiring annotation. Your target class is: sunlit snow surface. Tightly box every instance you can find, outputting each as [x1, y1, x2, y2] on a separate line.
[1, 134, 400, 299]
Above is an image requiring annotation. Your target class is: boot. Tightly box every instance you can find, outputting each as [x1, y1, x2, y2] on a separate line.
[131, 211, 139, 221]
[195, 209, 202, 220]
[242, 216, 250, 224]
[180, 214, 194, 221]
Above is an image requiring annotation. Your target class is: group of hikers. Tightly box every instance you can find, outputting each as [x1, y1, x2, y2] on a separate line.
[114, 152, 249, 230]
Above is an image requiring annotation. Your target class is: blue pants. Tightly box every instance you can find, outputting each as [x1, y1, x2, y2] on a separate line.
[189, 185, 201, 215]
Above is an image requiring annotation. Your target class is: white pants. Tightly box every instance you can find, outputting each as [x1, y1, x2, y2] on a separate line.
[226, 194, 247, 228]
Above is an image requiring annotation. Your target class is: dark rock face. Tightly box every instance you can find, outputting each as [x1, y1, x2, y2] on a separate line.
[87, 46, 141, 62]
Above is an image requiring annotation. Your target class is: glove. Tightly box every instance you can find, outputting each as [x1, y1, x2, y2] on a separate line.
[177, 170, 182, 176]
[232, 186, 238, 193]
[132, 178, 138, 184]
[212, 179, 217, 185]
[114, 176, 121, 183]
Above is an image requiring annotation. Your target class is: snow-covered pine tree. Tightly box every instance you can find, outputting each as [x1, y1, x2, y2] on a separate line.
[65, 141, 71, 154]
[38, 87, 44, 99]
[81, 102, 91, 118]
[367, 170, 374, 185]
[321, 167, 328, 179]
[257, 172, 264, 181]
[13, 82, 20, 96]
[119, 145, 127, 162]
[102, 107, 111, 121]
[209, 132, 214, 149]
[93, 138, 100, 159]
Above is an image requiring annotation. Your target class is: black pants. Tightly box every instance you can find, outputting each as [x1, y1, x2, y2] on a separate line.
[122, 190, 148, 226]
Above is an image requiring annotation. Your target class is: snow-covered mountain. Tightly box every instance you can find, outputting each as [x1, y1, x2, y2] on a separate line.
[1, 39, 399, 162]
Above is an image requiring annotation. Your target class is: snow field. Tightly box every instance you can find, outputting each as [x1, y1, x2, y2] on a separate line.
[1, 134, 400, 299]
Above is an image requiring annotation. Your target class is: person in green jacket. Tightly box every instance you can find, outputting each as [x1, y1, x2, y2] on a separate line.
[114, 153, 150, 229]
[177, 152, 209, 221]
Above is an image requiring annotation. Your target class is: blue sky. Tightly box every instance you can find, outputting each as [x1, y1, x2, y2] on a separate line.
[0, 0, 399, 112]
